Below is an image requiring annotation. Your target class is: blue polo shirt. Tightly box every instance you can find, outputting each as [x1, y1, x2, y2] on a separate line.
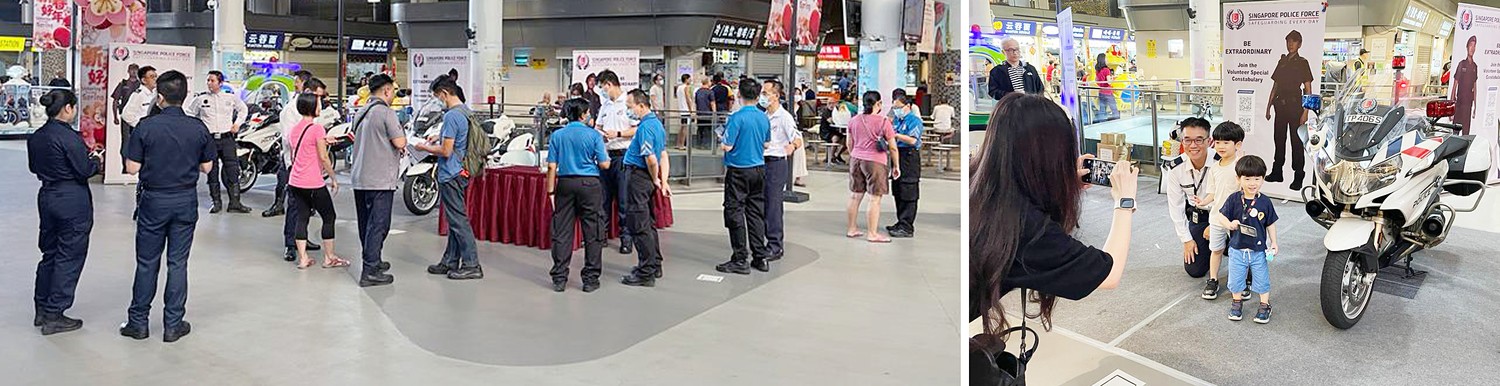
[124, 106, 215, 191]
[437, 105, 470, 182]
[624, 112, 667, 169]
[894, 109, 924, 149]
[722, 105, 770, 168]
[546, 121, 609, 177]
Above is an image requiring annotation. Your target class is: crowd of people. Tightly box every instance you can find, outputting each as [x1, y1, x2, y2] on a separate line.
[25, 62, 945, 341]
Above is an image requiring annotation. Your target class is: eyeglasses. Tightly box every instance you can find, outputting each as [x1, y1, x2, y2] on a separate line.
[1181, 137, 1208, 145]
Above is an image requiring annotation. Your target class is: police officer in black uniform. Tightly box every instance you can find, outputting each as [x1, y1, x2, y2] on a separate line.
[27, 89, 100, 335]
[120, 70, 216, 343]
[546, 98, 611, 293]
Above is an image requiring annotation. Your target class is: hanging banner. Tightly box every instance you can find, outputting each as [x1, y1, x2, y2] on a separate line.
[1450, 3, 1500, 182]
[1221, 0, 1325, 199]
[78, 0, 147, 156]
[34, 1, 73, 51]
[572, 50, 640, 91]
[1058, 8, 1081, 128]
[763, 0, 823, 52]
[104, 44, 196, 184]
[917, 0, 937, 54]
[408, 48, 479, 110]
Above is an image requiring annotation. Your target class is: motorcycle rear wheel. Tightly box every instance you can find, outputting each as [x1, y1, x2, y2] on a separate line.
[1320, 250, 1376, 329]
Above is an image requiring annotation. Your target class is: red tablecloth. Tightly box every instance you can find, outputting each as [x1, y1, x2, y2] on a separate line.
[438, 165, 674, 250]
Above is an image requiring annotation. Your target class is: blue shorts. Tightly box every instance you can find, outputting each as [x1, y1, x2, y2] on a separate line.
[1227, 248, 1271, 294]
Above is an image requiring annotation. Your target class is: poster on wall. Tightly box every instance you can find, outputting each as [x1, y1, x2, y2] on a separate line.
[1449, 3, 1500, 182]
[105, 44, 196, 184]
[408, 49, 478, 111]
[1220, 0, 1325, 199]
[33, 0, 72, 50]
[78, 0, 146, 165]
[571, 50, 640, 91]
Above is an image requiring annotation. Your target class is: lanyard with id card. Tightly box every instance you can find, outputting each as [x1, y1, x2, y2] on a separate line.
[1238, 197, 1260, 239]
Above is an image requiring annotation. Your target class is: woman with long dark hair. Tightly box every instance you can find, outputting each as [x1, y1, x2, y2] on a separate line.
[1095, 53, 1119, 120]
[969, 93, 1138, 356]
[27, 88, 99, 335]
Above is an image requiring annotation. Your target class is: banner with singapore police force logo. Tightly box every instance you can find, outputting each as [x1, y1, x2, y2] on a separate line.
[408, 48, 479, 111]
[1221, 0, 1325, 200]
[572, 50, 641, 92]
[104, 43, 196, 184]
[1449, 3, 1500, 183]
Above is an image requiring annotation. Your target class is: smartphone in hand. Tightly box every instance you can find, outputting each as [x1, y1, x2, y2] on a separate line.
[1081, 158, 1116, 187]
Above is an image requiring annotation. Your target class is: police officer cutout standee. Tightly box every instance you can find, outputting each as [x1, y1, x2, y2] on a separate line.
[546, 98, 611, 292]
[186, 70, 251, 214]
[28, 89, 100, 336]
[121, 70, 216, 343]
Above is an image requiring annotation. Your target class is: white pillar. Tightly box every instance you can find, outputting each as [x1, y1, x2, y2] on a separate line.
[213, 0, 246, 71]
[1188, 0, 1221, 79]
[470, 0, 503, 104]
[862, 0, 905, 100]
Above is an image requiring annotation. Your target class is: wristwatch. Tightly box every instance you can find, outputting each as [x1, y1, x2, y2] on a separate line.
[1115, 198, 1137, 212]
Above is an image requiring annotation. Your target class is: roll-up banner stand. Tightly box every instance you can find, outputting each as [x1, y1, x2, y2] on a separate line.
[105, 44, 197, 185]
[1450, 3, 1500, 183]
[1221, 0, 1326, 200]
[409, 49, 479, 111]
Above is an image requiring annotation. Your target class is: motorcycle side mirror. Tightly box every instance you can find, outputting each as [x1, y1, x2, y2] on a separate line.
[1301, 94, 1322, 114]
[1426, 100, 1456, 119]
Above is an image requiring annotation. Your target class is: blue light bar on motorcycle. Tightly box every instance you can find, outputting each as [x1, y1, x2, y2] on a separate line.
[1302, 94, 1322, 112]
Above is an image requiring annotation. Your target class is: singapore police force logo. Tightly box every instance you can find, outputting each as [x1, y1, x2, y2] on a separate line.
[112, 47, 129, 62]
[1460, 10, 1472, 30]
[1227, 9, 1246, 30]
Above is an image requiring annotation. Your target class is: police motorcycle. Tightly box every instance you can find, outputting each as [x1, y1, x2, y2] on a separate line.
[234, 82, 344, 193]
[401, 99, 446, 215]
[1300, 65, 1492, 329]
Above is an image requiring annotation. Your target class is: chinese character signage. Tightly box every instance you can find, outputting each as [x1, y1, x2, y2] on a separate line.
[818, 45, 851, 60]
[348, 38, 393, 54]
[992, 19, 1036, 36]
[287, 34, 341, 51]
[245, 31, 285, 51]
[1089, 27, 1126, 41]
[1042, 23, 1086, 38]
[34, 0, 72, 50]
[709, 20, 762, 49]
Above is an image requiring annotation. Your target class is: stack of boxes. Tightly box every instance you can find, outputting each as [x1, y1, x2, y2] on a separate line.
[1097, 132, 1129, 162]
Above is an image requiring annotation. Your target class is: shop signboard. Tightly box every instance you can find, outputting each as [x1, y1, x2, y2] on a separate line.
[572, 50, 641, 91]
[818, 45, 851, 60]
[709, 19, 762, 49]
[1089, 27, 1126, 42]
[1221, 0, 1325, 199]
[1042, 23, 1086, 39]
[1448, 3, 1500, 182]
[348, 38, 393, 55]
[0, 37, 28, 52]
[1057, 8, 1080, 130]
[513, 47, 532, 67]
[33, 0, 71, 50]
[408, 48, 478, 111]
[763, 0, 822, 52]
[992, 19, 1037, 37]
[105, 43, 196, 184]
[1402, 5, 1430, 29]
[287, 34, 341, 51]
[245, 31, 285, 51]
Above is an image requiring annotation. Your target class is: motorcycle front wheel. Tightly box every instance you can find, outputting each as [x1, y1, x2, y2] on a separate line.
[403, 172, 438, 215]
[1320, 250, 1377, 329]
[236, 151, 259, 194]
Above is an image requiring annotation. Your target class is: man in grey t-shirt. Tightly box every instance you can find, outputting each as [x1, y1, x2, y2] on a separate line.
[349, 74, 406, 287]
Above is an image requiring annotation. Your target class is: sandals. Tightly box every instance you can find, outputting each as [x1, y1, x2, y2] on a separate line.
[866, 235, 893, 243]
[322, 257, 351, 268]
[846, 231, 865, 238]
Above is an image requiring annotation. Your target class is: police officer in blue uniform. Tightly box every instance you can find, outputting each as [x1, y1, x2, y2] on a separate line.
[27, 89, 99, 335]
[546, 97, 611, 293]
[620, 89, 671, 287]
[888, 92, 924, 238]
[715, 79, 773, 275]
[120, 71, 216, 343]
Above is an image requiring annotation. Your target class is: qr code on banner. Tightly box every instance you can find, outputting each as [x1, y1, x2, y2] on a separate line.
[1235, 89, 1256, 134]
[1487, 87, 1497, 127]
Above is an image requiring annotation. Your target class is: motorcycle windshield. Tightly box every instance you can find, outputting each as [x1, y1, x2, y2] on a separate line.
[1321, 67, 1427, 162]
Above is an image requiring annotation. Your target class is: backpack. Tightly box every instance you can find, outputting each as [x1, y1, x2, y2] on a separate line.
[460, 109, 493, 179]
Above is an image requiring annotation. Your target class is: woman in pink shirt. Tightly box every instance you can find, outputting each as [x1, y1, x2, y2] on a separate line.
[845, 91, 901, 243]
[286, 92, 348, 269]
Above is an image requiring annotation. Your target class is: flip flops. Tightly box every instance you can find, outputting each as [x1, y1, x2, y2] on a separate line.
[322, 257, 350, 269]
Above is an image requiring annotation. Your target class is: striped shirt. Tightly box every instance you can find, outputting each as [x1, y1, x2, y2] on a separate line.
[1008, 64, 1026, 93]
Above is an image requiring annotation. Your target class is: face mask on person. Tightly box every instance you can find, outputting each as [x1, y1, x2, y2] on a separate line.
[758, 95, 771, 109]
[626, 107, 641, 121]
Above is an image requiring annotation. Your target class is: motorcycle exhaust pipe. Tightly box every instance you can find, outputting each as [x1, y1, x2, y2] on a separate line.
[1305, 200, 1325, 218]
[1421, 214, 1444, 238]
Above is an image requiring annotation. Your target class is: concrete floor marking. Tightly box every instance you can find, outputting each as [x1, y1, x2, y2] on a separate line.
[1007, 312, 1216, 386]
[1107, 292, 1192, 347]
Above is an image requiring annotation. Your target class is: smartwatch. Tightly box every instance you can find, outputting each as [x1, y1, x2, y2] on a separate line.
[1115, 198, 1136, 212]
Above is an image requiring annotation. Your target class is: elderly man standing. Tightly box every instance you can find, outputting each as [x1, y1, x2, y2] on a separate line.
[986, 38, 1045, 100]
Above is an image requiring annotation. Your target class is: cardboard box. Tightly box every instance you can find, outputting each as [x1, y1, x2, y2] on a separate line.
[1096, 144, 1126, 162]
[1101, 132, 1126, 146]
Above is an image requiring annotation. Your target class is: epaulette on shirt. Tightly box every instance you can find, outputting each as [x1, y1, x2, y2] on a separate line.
[1165, 155, 1185, 169]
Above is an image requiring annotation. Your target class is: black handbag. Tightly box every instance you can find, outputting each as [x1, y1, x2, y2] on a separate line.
[970, 289, 1038, 386]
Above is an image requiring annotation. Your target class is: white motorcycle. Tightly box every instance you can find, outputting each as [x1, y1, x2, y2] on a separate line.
[399, 102, 541, 215]
[1301, 67, 1492, 329]
[234, 102, 343, 193]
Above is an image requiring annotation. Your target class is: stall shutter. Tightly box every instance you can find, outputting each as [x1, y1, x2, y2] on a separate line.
[747, 51, 789, 78]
